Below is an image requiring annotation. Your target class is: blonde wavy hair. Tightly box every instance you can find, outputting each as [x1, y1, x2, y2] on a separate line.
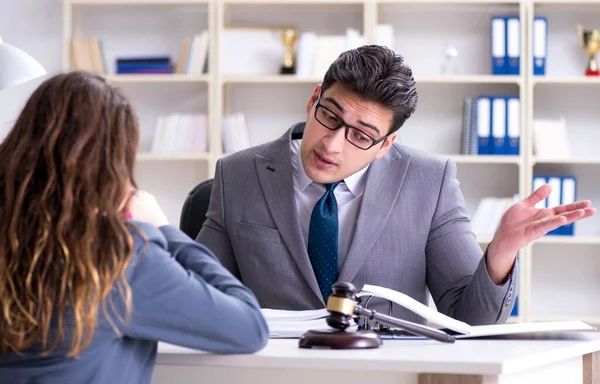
[0, 71, 140, 357]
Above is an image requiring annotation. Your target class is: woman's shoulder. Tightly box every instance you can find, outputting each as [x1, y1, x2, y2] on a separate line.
[126, 220, 168, 250]
[122, 221, 174, 280]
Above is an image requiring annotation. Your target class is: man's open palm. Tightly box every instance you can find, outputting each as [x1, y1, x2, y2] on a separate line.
[486, 184, 596, 284]
[495, 183, 595, 249]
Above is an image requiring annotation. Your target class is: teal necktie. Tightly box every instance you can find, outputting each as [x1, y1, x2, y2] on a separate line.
[307, 182, 340, 302]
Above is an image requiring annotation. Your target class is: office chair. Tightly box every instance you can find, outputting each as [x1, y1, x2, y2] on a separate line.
[179, 178, 214, 240]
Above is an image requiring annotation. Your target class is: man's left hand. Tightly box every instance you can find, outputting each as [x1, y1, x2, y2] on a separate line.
[486, 183, 596, 285]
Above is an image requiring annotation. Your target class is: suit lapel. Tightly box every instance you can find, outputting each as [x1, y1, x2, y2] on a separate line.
[254, 125, 324, 304]
[338, 146, 411, 283]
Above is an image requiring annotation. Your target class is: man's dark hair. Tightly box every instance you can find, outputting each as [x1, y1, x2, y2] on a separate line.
[321, 45, 418, 135]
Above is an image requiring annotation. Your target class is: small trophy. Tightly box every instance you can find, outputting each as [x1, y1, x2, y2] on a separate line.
[577, 24, 600, 76]
[441, 45, 459, 75]
[280, 28, 298, 75]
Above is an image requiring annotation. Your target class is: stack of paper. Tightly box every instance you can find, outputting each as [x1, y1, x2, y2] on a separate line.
[532, 117, 569, 159]
[261, 308, 352, 338]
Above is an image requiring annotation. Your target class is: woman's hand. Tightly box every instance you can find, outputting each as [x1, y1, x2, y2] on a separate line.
[125, 190, 169, 227]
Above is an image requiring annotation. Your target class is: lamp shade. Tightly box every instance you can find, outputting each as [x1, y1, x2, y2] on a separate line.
[0, 36, 46, 91]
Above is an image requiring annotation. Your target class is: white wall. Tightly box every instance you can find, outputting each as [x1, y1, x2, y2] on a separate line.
[0, 0, 63, 73]
[0, 0, 62, 134]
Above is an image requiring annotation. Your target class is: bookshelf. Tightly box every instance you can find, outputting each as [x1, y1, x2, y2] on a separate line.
[62, 0, 600, 325]
[524, 0, 600, 324]
[63, 0, 216, 227]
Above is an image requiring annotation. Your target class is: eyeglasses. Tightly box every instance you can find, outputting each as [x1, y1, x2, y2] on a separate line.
[314, 103, 390, 150]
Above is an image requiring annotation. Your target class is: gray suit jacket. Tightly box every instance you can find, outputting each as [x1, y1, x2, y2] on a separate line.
[197, 123, 518, 325]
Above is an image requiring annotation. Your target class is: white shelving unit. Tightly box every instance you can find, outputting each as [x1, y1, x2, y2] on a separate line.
[524, 0, 600, 324]
[63, 0, 216, 226]
[67, 0, 209, 4]
[105, 74, 210, 83]
[61, 0, 600, 324]
[414, 75, 522, 84]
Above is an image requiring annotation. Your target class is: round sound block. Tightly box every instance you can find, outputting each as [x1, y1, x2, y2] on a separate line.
[298, 329, 382, 349]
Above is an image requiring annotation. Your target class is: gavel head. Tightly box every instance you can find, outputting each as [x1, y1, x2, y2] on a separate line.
[325, 282, 358, 330]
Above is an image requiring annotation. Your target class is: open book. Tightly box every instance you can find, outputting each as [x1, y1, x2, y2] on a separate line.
[262, 284, 597, 339]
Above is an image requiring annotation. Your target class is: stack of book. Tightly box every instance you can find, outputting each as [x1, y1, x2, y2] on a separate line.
[115, 56, 173, 74]
[69, 32, 209, 76]
[461, 95, 520, 156]
[261, 308, 338, 338]
[470, 195, 519, 237]
[533, 175, 577, 236]
[490, 15, 547, 76]
[70, 38, 105, 74]
[222, 113, 251, 155]
[175, 32, 209, 74]
[150, 113, 208, 154]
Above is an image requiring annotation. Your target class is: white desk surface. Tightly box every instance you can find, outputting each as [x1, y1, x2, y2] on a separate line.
[156, 332, 600, 377]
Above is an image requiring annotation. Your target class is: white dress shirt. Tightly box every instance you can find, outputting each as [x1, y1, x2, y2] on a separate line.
[290, 140, 369, 269]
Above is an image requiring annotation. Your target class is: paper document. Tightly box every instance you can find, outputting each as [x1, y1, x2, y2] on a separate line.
[262, 284, 597, 339]
[262, 308, 328, 321]
[267, 318, 333, 338]
[359, 284, 596, 338]
[454, 320, 596, 339]
[262, 308, 356, 338]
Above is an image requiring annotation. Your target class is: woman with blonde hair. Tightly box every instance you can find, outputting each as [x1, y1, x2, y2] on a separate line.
[0, 71, 268, 383]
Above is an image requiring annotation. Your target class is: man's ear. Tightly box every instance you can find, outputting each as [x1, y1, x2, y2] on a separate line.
[374, 133, 396, 160]
[306, 84, 321, 116]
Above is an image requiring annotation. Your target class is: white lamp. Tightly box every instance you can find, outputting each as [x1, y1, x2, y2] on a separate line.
[0, 36, 46, 91]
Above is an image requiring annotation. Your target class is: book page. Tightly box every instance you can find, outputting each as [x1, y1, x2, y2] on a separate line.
[456, 320, 596, 339]
[359, 284, 472, 335]
[360, 285, 596, 340]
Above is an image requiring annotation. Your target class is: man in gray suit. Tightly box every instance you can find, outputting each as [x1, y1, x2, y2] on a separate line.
[196, 45, 595, 326]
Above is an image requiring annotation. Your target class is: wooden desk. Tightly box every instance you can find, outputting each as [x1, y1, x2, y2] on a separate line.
[151, 334, 600, 384]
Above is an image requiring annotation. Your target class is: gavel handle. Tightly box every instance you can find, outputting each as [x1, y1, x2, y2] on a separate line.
[355, 306, 455, 343]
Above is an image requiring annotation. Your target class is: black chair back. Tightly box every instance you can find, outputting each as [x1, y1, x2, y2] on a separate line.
[179, 178, 214, 239]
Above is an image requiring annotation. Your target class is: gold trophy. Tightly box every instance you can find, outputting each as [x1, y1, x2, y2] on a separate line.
[280, 28, 298, 75]
[577, 24, 600, 76]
